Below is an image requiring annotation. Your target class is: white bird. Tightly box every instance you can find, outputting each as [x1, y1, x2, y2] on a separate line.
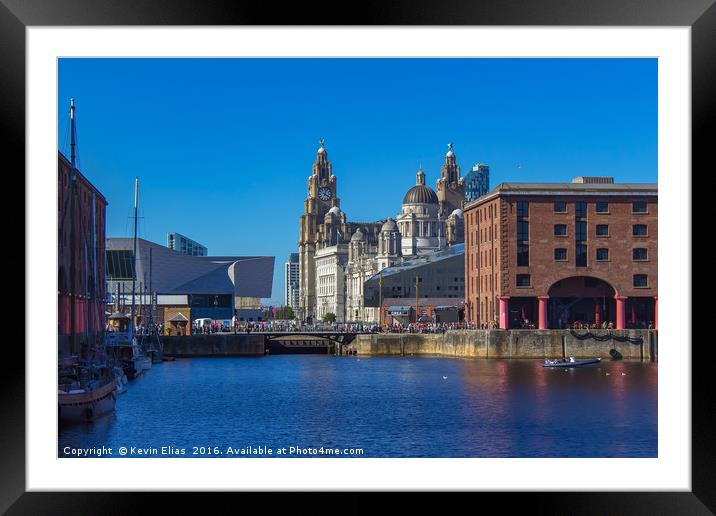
[442, 376, 448, 380]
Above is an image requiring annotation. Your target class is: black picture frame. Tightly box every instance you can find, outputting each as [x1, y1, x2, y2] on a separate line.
[3, 0, 709, 512]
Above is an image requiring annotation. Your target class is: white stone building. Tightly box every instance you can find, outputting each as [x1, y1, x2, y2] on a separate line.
[397, 167, 446, 256]
[345, 229, 378, 323]
[315, 243, 349, 323]
[345, 218, 404, 323]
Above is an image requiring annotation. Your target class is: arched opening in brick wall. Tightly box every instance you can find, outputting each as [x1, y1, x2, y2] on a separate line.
[547, 276, 616, 329]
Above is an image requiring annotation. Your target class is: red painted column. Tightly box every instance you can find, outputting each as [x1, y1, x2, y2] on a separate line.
[538, 296, 549, 329]
[615, 296, 627, 330]
[654, 296, 658, 329]
[594, 298, 602, 327]
[498, 296, 510, 329]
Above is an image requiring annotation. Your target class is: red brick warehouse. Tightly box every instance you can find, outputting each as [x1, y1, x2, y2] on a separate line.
[57, 151, 108, 357]
[463, 177, 657, 330]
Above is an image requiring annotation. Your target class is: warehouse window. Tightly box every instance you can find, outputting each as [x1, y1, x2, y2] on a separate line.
[633, 248, 648, 261]
[633, 274, 648, 288]
[632, 201, 647, 213]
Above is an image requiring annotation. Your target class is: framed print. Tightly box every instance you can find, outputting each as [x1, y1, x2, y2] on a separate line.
[4, 0, 711, 512]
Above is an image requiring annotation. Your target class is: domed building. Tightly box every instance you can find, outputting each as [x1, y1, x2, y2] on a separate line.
[299, 140, 465, 324]
[397, 167, 445, 256]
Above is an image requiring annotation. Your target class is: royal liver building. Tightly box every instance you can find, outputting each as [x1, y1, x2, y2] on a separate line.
[298, 141, 465, 324]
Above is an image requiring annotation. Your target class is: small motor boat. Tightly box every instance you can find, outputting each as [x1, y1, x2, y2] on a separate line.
[543, 357, 601, 368]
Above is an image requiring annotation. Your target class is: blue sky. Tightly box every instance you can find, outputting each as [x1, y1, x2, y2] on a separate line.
[58, 58, 657, 305]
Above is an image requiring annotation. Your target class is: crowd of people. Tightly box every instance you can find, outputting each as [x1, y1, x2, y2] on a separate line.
[161, 317, 656, 336]
[556, 319, 655, 330]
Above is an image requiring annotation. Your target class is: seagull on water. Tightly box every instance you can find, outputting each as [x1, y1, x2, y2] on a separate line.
[442, 376, 448, 380]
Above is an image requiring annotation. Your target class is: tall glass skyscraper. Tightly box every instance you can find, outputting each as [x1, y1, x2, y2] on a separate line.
[284, 253, 300, 310]
[464, 163, 490, 202]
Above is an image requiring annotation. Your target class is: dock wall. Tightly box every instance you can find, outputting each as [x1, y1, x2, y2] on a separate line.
[159, 330, 657, 361]
[161, 334, 265, 357]
[352, 329, 657, 361]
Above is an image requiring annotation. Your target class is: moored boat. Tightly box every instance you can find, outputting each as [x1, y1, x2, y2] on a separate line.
[58, 360, 117, 423]
[543, 357, 601, 368]
[58, 98, 116, 424]
[106, 331, 151, 380]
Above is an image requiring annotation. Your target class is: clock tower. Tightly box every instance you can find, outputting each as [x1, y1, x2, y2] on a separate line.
[298, 139, 340, 321]
[436, 142, 465, 217]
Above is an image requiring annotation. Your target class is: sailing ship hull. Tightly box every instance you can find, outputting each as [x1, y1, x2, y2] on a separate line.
[58, 378, 117, 423]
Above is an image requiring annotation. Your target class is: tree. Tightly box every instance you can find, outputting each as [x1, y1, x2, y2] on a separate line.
[279, 306, 295, 320]
[323, 312, 336, 324]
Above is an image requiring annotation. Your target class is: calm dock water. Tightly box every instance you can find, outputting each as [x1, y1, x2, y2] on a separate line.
[59, 356, 657, 458]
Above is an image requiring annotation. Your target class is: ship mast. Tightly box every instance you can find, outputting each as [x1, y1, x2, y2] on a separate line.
[68, 98, 78, 356]
[70, 98, 77, 168]
[129, 177, 139, 341]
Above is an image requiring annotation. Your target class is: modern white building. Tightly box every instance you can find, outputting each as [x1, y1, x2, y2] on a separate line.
[315, 243, 349, 322]
[284, 253, 300, 311]
[167, 232, 208, 256]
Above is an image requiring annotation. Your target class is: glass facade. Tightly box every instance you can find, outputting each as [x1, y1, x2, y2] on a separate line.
[464, 164, 490, 202]
[106, 250, 134, 280]
[167, 232, 208, 256]
[363, 244, 465, 307]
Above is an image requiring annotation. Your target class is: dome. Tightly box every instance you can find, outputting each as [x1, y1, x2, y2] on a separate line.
[446, 142, 455, 158]
[351, 228, 365, 241]
[328, 206, 341, 216]
[381, 218, 398, 232]
[403, 184, 438, 205]
[450, 208, 464, 218]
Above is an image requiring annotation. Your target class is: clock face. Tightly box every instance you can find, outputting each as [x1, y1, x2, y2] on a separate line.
[318, 187, 332, 201]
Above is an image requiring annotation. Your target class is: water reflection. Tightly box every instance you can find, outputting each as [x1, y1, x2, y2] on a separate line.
[59, 356, 657, 458]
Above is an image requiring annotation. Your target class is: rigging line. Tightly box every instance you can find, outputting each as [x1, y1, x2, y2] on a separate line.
[61, 119, 70, 158]
[73, 110, 81, 171]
